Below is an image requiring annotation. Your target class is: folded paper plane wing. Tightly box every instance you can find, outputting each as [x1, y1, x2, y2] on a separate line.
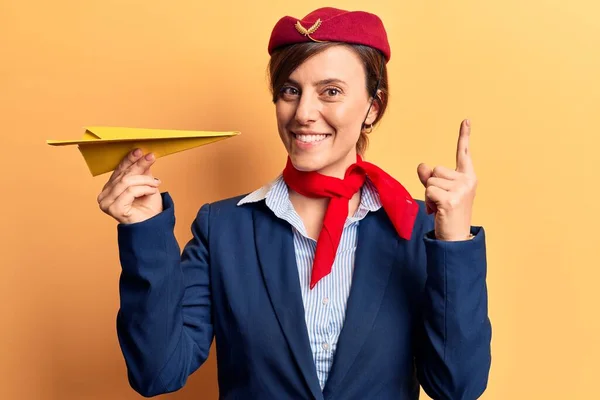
[47, 127, 240, 176]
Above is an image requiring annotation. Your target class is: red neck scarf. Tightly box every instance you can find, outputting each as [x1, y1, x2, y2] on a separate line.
[282, 155, 419, 289]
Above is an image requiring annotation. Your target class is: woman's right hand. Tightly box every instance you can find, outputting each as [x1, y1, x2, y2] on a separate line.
[97, 149, 163, 224]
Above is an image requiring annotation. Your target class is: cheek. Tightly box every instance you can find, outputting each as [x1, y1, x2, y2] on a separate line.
[324, 102, 365, 138]
[275, 102, 289, 135]
[276, 101, 294, 128]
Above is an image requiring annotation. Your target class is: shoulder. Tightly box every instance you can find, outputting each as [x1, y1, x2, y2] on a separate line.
[172, 192, 270, 241]
[200, 189, 285, 232]
[162, 191, 269, 224]
[164, 176, 281, 228]
[208, 193, 251, 212]
[369, 197, 434, 238]
[204, 175, 286, 222]
[202, 193, 268, 219]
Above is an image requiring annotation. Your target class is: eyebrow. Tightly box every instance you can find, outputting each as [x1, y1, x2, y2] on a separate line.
[286, 78, 348, 87]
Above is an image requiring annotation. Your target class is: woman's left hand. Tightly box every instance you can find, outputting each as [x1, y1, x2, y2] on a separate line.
[417, 119, 477, 241]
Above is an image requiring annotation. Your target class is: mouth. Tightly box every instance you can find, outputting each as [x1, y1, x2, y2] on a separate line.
[292, 132, 332, 144]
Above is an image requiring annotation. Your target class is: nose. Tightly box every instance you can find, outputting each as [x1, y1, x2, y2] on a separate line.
[294, 91, 320, 125]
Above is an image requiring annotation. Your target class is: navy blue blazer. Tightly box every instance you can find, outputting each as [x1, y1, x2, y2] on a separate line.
[116, 192, 491, 399]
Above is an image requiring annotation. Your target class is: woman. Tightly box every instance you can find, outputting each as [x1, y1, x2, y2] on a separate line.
[97, 7, 491, 400]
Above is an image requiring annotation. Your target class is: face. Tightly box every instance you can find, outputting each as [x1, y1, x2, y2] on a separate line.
[275, 45, 379, 178]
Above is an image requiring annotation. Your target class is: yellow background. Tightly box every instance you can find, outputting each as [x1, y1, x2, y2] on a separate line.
[1, 0, 598, 399]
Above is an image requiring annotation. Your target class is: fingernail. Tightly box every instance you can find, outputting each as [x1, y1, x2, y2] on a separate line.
[466, 119, 471, 127]
[133, 149, 142, 157]
[145, 153, 155, 161]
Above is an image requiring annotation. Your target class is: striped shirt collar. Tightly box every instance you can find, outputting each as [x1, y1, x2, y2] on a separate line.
[237, 174, 382, 232]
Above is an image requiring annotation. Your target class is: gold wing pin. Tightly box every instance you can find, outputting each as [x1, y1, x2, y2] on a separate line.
[295, 18, 325, 43]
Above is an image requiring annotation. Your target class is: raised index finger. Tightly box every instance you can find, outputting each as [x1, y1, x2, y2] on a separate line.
[456, 119, 474, 173]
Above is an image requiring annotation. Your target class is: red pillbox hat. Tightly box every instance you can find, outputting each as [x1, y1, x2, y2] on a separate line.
[268, 7, 391, 62]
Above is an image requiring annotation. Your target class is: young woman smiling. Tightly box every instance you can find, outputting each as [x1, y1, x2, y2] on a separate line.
[97, 7, 492, 400]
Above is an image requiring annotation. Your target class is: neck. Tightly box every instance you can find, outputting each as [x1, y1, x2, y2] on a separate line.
[289, 188, 362, 214]
[314, 150, 361, 179]
[284, 150, 363, 239]
[289, 188, 362, 240]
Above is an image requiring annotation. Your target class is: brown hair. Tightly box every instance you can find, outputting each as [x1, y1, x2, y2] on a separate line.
[268, 42, 389, 155]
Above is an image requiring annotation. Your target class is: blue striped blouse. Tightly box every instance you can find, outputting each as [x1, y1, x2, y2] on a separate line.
[237, 174, 382, 389]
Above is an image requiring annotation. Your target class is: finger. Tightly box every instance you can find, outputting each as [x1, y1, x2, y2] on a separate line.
[432, 165, 460, 180]
[425, 185, 449, 215]
[106, 149, 144, 188]
[425, 198, 437, 215]
[105, 185, 160, 217]
[109, 152, 157, 189]
[417, 163, 433, 187]
[426, 177, 454, 191]
[425, 185, 449, 206]
[456, 119, 474, 174]
[98, 175, 160, 205]
[125, 152, 157, 177]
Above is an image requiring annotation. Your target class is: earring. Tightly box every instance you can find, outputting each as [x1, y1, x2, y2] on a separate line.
[363, 123, 373, 133]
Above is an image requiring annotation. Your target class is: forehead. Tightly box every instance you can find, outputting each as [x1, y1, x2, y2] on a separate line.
[288, 45, 365, 83]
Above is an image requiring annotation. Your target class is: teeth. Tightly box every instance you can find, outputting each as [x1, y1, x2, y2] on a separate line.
[296, 134, 328, 143]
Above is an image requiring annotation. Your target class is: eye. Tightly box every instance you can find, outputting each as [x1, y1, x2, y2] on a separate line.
[324, 87, 342, 97]
[280, 86, 299, 97]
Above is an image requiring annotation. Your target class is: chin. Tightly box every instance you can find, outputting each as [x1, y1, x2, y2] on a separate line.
[288, 153, 327, 172]
[284, 138, 357, 177]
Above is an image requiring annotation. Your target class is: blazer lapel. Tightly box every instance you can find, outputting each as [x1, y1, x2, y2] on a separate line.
[322, 210, 401, 398]
[253, 205, 323, 400]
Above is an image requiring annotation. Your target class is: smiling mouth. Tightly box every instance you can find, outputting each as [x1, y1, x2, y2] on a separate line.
[293, 133, 332, 143]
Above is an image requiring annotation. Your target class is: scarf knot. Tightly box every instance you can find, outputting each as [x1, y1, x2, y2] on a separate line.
[324, 172, 365, 200]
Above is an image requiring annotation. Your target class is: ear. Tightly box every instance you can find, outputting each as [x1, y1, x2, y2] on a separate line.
[365, 89, 382, 125]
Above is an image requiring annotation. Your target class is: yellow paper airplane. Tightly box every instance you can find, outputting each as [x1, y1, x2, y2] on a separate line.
[47, 126, 240, 176]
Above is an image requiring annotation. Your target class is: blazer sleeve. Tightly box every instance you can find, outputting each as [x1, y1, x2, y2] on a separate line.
[115, 192, 213, 397]
[415, 221, 492, 400]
